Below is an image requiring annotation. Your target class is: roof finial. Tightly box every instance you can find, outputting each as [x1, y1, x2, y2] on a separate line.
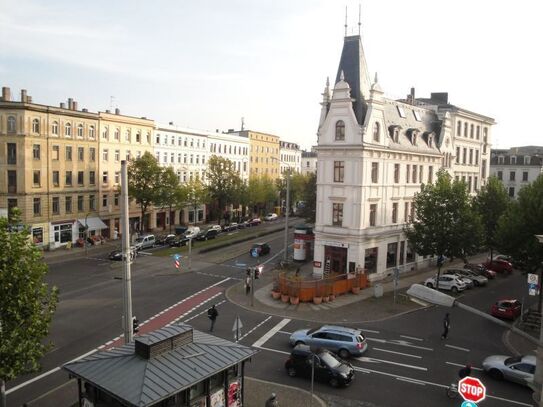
[374, 72, 378, 84]
[358, 3, 361, 35]
[344, 6, 348, 37]
[340, 70, 345, 81]
[326, 76, 330, 87]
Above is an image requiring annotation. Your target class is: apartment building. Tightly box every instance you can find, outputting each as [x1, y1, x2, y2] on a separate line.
[207, 130, 250, 181]
[279, 140, 301, 175]
[228, 130, 279, 178]
[301, 148, 317, 176]
[313, 34, 495, 279]
[490, 146, 543, 198]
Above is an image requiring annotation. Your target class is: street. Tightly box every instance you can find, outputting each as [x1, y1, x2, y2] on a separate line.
[6, 222, 536, 407]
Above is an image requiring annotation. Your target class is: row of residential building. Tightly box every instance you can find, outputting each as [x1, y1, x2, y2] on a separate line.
[0, 87, 313, 249]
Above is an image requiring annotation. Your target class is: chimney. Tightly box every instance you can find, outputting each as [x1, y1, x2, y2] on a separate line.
[141, 116, 147, 119]
[82, 108, 88, 112]
[216, 129, 219, 133]
[60, 102, 66, 109]
[2, 87, 11, 101]
[115, 108, 120, 115]
[68, 98, 73, 110]
[27, 96, 33, 103]
[410, 87, 415, 104]
[169, 121, 174, 125]
[21, 89, 27, 102]
[73, 101, 78, 111]
[105, 109, 111, 113]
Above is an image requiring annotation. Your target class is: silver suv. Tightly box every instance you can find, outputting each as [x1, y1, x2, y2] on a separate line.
[289, 325, 368, 359]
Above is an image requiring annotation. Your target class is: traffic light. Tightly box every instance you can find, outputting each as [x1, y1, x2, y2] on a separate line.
[132, 316, 139, 335]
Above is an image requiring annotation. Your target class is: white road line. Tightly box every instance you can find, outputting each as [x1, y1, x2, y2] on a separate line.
[445, 361, 483, 371]
[359, 328, 380, 334]
[252, 318, 291, 348]
[237, 316, 273, 342]
[277, 330, 292, 335]
[355, 356, 427, 371]
[367, 337, 433, 351]
[400, 335, 423, 342]
[396, 377, 425, 386]
[445, 344, 470, 352]
[372, 347, 422, 359]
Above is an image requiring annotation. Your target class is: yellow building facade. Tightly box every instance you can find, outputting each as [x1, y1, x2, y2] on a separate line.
[237, 130, 280, 178]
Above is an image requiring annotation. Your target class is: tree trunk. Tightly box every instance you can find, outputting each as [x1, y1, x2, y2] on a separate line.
[141, 207, 146, 233]
[169, 204, 172, 233]
[1, 378, 6, 407]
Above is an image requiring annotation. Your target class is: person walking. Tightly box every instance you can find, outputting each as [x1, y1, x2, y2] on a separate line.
[441, 312, 450, 339]
[245, 275, 251, 295]
[207, 304, 218, 332]
[265, 393, 279, 407]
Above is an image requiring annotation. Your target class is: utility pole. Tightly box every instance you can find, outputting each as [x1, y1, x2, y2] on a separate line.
[188, 237, 192, 271]
[121, 160, 134, 344]
[251, 267, 255, 307]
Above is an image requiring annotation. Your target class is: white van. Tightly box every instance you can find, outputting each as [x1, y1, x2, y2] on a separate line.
[184, 227, 200, 239]
[134, 234, 155, 251]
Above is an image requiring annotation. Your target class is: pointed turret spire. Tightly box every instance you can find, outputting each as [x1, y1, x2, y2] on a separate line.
[318, 77, 332, 135]
[344, 6, 348, 37]
[374, 72, 378, 84]
[340, 70, 345, 82]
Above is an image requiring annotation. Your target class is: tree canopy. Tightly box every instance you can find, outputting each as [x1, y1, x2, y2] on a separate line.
[181, 178, 209, 223]
[297, 172, 316, 223]
[206, 156, 242, 222]
[248, 175, 277, 215]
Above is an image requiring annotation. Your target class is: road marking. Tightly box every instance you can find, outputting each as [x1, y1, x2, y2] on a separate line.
[277, 330, 292, 335]
[237, 316, 273, 342]
[396, 377, 425, 385]
[355, 356, 427, 371]
[367, 337, 433, 351]
[445, 344, 470, 352]
[400, 335, 423, 342]
[252, 318, 291, 348]
[445, 361, 483, 371]
[359, 328, 380, 334]
[372, 347, 422, 359]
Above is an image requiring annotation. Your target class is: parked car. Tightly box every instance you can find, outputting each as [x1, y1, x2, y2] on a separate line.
[207, 225, 222, 233]
[440, 272, 474, 289]
[195, 228, 219, 241]
[250, 242, 271, 257]
[155, 234, 176, 246]
[491, 299, 522, 320]
[169, 234, 191, 247]
[494, 254, 513, 263]
[133, 234, 155, 251]
[108, 248, 137, 261]
[424, 275, 467, 293]
[248, 218, 262, 226]
[174, 226, 188, 235]
[223, 223, 238, 232]
[264, 213, 278, 221]
[289, 325, 368, 358]
[484, 259, 513, 274]
[285, 345, 354, 388]
[444, 268, 488, 287]
[482, 354, 535, 386]
[464, 263, 497, 279]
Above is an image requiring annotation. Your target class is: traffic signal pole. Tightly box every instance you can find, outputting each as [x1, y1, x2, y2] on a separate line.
[121, 160, 134, 344]
[251, 267, 255, 307]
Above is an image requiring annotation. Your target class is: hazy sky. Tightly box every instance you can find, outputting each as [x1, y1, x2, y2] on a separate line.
[1, 0, 541, 151]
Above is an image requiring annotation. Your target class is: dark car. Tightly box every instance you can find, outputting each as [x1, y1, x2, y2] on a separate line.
[484, 259, 513, 274]
[169, 234, 191, 247]
[248, 218, 262, 226]
[250, 242, 270, 257]
[109, 249, 136, 261]
[464, 263, 497, 279]
[285, 345, 354, 388]
[491, 299, 522, 320]
[155, 234, 176, 246]
[195, 229, 219, 241]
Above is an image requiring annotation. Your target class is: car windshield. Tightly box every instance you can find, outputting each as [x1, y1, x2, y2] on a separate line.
[505, 356, 522, 366]
[319, 351, 341, 368]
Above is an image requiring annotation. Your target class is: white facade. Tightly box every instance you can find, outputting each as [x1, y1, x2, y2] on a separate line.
[301, 149, 317, 175]
[207, 132, 250, 181]
[279, 140, 301, 174]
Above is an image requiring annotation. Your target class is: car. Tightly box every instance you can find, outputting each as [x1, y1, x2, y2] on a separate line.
[174, 226, 188, 236]
[207, 225, 222, 233]
[184, 227, 200, 239]
[424, 275, 467, 293]
[108, 248, 137, 261]
[169, 234, 191, 247]
[223, 223, 238, 232]
[464, 263, 497, 279]
[264, 213, 278, 221]
[195, 228, 219, 241]
[491, 299, 522, 320]
[289, 325, 368, 358]
[133, 234, 155, 251]
[494, 254, 513, 263]
[484, 259, 513, 274]
[444, 268, 488, 287]
[155, 234, 176, 246]
[285, 345, 354, 388]
[250, 242, 271, 257]
[441, 272, 474, 289]
[482, 354, 535, 386]
[248, 218, 262, 226]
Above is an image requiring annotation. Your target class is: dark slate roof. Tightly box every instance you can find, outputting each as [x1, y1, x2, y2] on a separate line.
[63, 324, 257, 407]
[335, 35, 371, 126]
[302, 151, 317, 158]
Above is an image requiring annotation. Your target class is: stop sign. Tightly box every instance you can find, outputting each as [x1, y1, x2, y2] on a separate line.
[458, 376, 486, 403]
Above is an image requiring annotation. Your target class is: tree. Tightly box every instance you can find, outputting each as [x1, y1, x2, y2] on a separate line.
[298, 172, 316, 223]
[182, 178, 209, 224]
[248, 175, 277, 216]
[127, 152, 163, 232]
[472, 176, 510, 261]
[404, 169, 483, 287]
[206, 156, 242, 224]
[0, 210, 58, 407]
[156, 167, 185, 233]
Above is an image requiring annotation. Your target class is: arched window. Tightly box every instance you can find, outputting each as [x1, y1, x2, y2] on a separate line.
[32, 118, 40, 133]
[464, 122, 468, 137]
[335, 120, 345, 141]
[65, 122, 72, 137]
[373, 122, 380, 142]
[77, 124, 84, 138]
[7, 116, 16, 133]
[89, 125, 95, 139]
[125, 129, 131, 142]
[470, 124, 474, 138]
[476, 125, 480, 139]
[114, 128, 120, 140]
[102, 126, 109, 139]
[51, 121, 59, 135]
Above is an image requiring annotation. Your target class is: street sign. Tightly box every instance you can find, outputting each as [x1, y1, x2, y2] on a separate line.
[528, 273, 538, 285]
[458, 376, 486, 403]
[461, 401, 478, 407]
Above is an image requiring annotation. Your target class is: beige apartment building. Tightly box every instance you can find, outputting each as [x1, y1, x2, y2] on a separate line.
[229, 130, 280, 178]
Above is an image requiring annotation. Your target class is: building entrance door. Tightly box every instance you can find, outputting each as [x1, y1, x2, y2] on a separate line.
[324, 245, 348, 274]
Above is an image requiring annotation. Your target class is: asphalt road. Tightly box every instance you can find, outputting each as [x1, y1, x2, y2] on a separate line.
[6, 222, 537, 407]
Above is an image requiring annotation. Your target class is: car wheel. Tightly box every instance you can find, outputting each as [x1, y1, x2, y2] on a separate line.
[338, 349, 350, 359]
[295, 341, 305, 347]
[329, 377, 340, 388]
[287, 367, 297, 377]
[488, 369, 504, 380]
[451, 286, 458, 293]
[426, 283, 433, 289]
[474, 281, 480, 287]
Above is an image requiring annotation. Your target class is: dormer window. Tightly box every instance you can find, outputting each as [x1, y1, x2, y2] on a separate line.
[413, 111, 422, 121]
[389, 125, 400, 143]
[408, 129, 418, 145]
[373, 122, 380, 142]
[428, 134, 433, 148]
[498, 156, 504, 164]
[525, 156, 531, 165]
[397, 106, 406, 118]
[335, 120, 345, 141]
[511, 156, 517, 165]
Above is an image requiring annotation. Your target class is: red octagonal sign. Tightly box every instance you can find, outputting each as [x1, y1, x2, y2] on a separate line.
[458, 376, 486, 403]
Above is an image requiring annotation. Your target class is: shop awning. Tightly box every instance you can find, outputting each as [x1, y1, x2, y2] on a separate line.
[78, 217, 108, 231]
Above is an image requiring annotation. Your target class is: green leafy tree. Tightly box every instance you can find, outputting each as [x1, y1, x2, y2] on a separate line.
[404, 170, 483, 286]
[298, 172, 316, 223]
[472, 176, 510, 260]
[128, 152, 163, 232]
[0, 210, 58, 407]
[182, 178, 209, 224]
[206, 156, 242, 224]
[156, 167, 186, 232]
[248, 175, 277, 216]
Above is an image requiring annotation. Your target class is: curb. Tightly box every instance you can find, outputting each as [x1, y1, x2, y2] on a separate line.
[245, 376, 327, 407]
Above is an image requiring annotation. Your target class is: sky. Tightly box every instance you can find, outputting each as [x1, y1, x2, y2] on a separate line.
[1, 0, 541, 151]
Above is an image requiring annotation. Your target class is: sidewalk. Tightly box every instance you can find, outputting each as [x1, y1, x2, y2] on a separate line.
[41, 240, 120, 263]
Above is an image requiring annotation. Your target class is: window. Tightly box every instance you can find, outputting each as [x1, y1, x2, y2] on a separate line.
[78, 147, 84, 161]
[103, 149, 108, 161]
[65, 196, 72, 213]
[33, 170, 41, 187]
[90, 147, 96, 161]
[335, 120, 345, 141]
[509, 187, 515, 197]
[468, 176, 472, 192]
[474, 176, 478, 191]
[53, 171, 60, 187]
[412, 165, 417, 183]
[428, 166, 434, 184]
[369, 204, 377, 226]
[102, 171, 108, 184]
[125, 130, 131, 142]
[510, 171, 516, 181]
[387, 242, 398, 268]
[392, 202, 398, 223]
[413, 111, 422, 121]
[419, 165, 423, 183]
[114, 128, 120, 140]
[397, 106, 406, 118]
[77, 195, 84, 211]
[476, 125, 480, 139]
[456, 121, 461, 136]
[373, 122, 380, 142]
[497, 171, 503, 181]
[102, 126, 109, 139]
[33, 144, 41, 159]
[498, 156, 504, 164]
[462, 148, 467, 164]
[394, 164, 400, 183]
[114, 150, 120, 162]
[102, 194, 108, 208]
[469, 149, 473, 165]
[464, 122, 468, 137]
[332, 203, 343, 226]
[482, 159, 487, 178]
[115, 171, 120, 184]
[428, 134, 433, 148]
[89, 195, 96, 211]
[52, 197, 60, 215]
[7, 116, 16, 133]
[65, 122, 72, 137]
[136, 132, 141, 143]
[114, 193, 119, 206]
[66, 146, 72, 160]
[404, 202, 410, 222]
[406, 164, 410, 183]
[156, 134, 160, 144]
[470, 124, 474, 138]
[7, 143, 16, 164]
[371, 162, 379, 183]
[33, 198, 41, 216]
[456, 147, 460, 164]
[51, 121, 59, 135]
[523, 171, 529, 182]
[65, 171, 72, 186]
[77, 124, 84, 138]
[78, 171, 84, 186]
[524, 156, 531, 165]
[89, 171, 95, 185]
[511, 156, 517, 165]
[32, 118, 40, 133]
[334, 161, 344, 182]
[475, 150, 479, 165]
[89, 125, 95, 139]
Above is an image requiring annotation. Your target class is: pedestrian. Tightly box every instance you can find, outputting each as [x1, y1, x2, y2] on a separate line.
[441, 312, 450, 339]
[245, 275, 251, 295]
[295, 268, 300, 277]
[265, 393, 279, 407]
[207, 304, 218, 332]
